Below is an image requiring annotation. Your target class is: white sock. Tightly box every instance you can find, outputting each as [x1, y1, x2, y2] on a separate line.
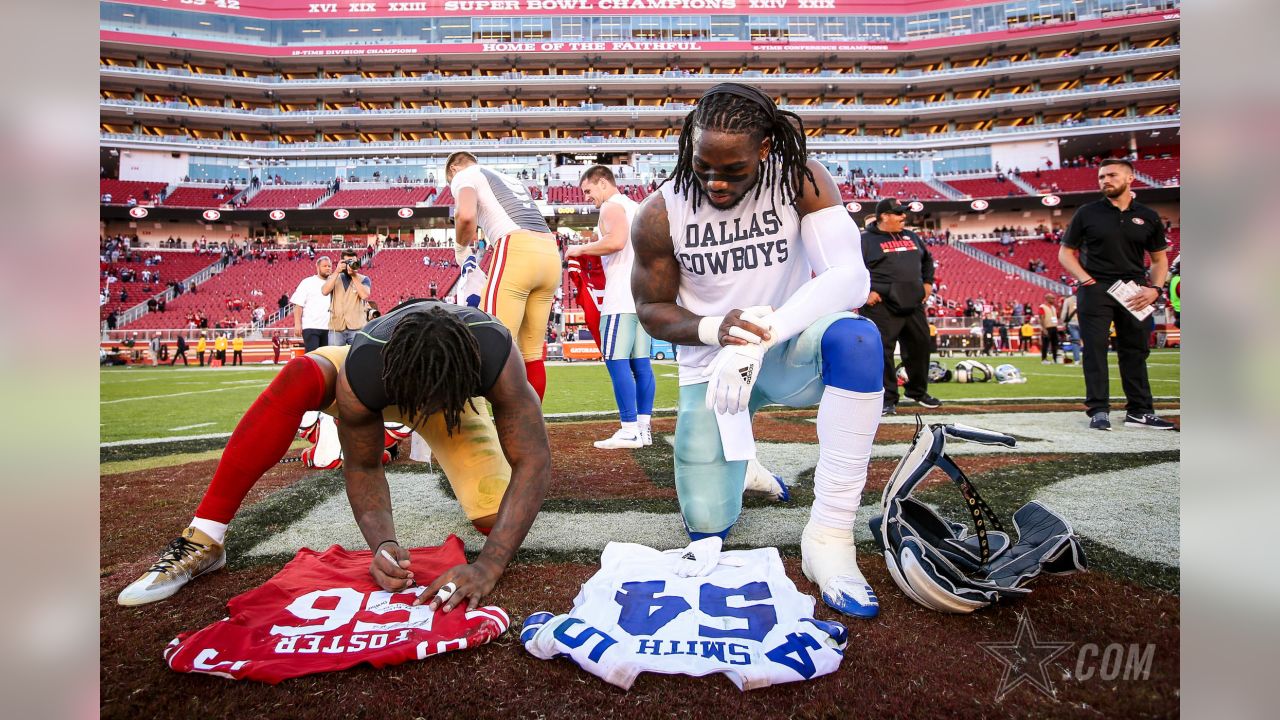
[190, 517, 229, 545]
[621, 421, 639, 435]
[810, 387, 882, 530]
[637, 414, 652, 430]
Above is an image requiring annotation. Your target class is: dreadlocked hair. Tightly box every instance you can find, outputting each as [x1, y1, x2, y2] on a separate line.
[669, 86, 816, 211]
[381, 307, 481, 436]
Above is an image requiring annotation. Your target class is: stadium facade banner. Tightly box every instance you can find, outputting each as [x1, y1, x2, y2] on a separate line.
[115, 0, 1014, 20]
[100, 12, 1176, 57]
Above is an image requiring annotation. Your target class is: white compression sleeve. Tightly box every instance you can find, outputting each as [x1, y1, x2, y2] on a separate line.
[763, 205, 870, 343]
[810, 385, 882, 530]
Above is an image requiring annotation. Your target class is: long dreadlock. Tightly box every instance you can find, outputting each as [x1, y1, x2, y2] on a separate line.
[669, 83, 817, 211]
[381, 307, 481, 435]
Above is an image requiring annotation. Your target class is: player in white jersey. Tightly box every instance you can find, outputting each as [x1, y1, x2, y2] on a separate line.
[447, 151, 561, 400]
[632, 83, 885, 618]
[567, 165, 656, 449]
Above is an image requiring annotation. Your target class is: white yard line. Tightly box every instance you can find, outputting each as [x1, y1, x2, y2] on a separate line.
[168, 422, 216, 431]
[101, 385, 262, 405]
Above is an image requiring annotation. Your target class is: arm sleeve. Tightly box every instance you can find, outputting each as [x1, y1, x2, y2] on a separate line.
[289, 281, 308, 306]
[764, 205, 870, 343]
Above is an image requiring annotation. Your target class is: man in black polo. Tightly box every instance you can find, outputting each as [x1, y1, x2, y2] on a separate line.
[860, 198, 941, 415]
[1059, 158, 1174, 431]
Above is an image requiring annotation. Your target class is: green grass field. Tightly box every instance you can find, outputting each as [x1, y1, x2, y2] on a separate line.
[100, 350, 1180, 443]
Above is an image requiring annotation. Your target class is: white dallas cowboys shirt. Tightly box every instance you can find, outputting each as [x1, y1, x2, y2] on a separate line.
[521, 542, 847, 691]
[658, 179, 810, 385]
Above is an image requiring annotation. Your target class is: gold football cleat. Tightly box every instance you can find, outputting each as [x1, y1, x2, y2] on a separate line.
[117, 527, 226, 606]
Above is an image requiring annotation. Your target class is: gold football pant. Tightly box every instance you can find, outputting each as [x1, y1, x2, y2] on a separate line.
[482, 230, 562, 361]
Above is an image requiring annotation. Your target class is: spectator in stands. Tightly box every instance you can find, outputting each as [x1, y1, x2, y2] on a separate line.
[1059, 158, 1173, 430]
[860, 198, 941, 415]
[322, 249, 372, 346]
[291, 256, 334, 353]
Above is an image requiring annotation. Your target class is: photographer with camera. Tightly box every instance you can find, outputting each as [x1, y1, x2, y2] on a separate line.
[322, 248, 372, 346]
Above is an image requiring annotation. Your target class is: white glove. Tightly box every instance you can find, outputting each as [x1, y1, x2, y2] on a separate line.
[667, 537, 746, 577]
[704, 341, 766, 415]
[454, 243, 474, 266]
[737, 305, 777, 348]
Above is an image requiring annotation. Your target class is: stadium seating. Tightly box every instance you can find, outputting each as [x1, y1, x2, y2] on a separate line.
[161, 184, 241, 208]
[875, 180, 949, 202]
[432, 186, 454, 207]
[973, 240, 1071, 285]
[360, 248, 461, 310]
[546, 185, 588, 205]
[123, 254, 317, 330]
[838, 180, 946, 202]
[1138, 156, 1180, 185]
[927, 244, 1053, 310]
[100, 179, 167, 205]
[941, 176, 1030, 199]
[620, 184, 654, 203]
[321, 186, 437, 208]
[242, 187, 328, 209]
[1022, 167, 1100, 194]
[100, 252, 222, 320]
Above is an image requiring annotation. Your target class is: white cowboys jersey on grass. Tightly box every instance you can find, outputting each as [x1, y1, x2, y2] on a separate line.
[658, 172, 809, 385]
[598, 193, 641, 316]
[521, 542, 847, 691]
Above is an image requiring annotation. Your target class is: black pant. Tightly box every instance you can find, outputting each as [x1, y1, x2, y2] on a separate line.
[1041, 327, 1060, 361]
[302, 328, 328, 353]
[233, 350, 243, 366]
[862, 305, 930, 405]
[171, 350, 188, 366]
[1077, 282, 1153, 417]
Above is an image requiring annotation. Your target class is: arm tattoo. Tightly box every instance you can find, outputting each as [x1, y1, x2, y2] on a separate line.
[477, 346, 552, 572]
[630, 193, 703, 344]
[335, 372, 397, 550]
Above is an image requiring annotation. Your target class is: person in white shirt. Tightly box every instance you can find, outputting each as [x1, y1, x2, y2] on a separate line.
[632, 83, 882, 619]
[568, 166, 654, 449]
[290, 256, 333, 352]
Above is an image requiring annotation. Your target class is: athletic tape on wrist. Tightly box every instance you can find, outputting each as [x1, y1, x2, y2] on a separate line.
[698, 315, 724, 346]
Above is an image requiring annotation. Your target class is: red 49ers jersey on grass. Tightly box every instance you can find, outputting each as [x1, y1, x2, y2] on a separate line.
[164, 536, 510, 683]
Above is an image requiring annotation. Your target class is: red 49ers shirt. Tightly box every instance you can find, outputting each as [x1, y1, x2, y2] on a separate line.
[164, 536, 510, 683]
